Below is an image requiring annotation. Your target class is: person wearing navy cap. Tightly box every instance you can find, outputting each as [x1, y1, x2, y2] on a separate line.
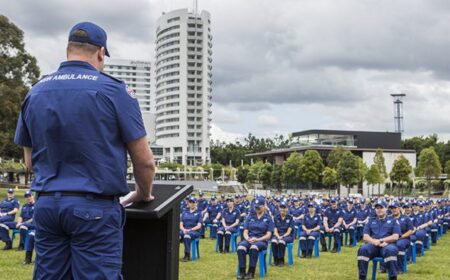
[402, 203, 418, 262]
[299, 203, 322, 258]
[237, 198, 274, 279]
[356, 199, 371, 242]
[271, 201, 293, 266]
[357, 200, 401, 280]
[289, 197, 304, 239]
[217, 196, 241, 253]
[203, 194, 222, 239]
[388, 202, 413, 274]
[342, 199, 357, 247]
[180, 196, 202, 261]
[322, 198, 344, 253]
[14, 21, 155, 279]
[0, 188, 20, 250]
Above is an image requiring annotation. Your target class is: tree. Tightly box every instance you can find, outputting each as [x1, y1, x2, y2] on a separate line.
[236, 165, 250, 184]
[281, 152, 302, 187]
[445, 160, 450, 176]
[366, 164, 381, 196]
[373, 149, 387, 195]
[356, 157, 368, 193]
[337, 151, 359, 195]
[0, 16, 40, 158]
[327, 146, 346, 169]
[390, 155, 413, 195]
[416, 147, 442, 197]
[271, 164, 283, 191]
[322, 167, 338, 195]
[299, 150, 324, 190]
[259, 162, 273, 188]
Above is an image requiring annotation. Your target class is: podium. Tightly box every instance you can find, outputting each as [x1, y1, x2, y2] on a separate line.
[122, 183, 193, 280]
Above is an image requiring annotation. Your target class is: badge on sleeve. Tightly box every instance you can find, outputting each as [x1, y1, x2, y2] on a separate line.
[126, 85, 137, 99]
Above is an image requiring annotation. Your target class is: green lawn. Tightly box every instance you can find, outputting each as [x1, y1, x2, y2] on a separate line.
[1, 189, 450, 279]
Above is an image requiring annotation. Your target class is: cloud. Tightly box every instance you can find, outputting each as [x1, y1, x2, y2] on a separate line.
[257, 115, 281, 127]
[210, 123, 245, 143]
[2, 0, 450, 140]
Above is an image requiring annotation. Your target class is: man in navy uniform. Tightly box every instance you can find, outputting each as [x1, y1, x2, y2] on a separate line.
[0, 188, 20, 250]
[180, 196, 202, 261]
[357, 200, 400, 280]
[389, 201, 413, 274]
[342, 199, 357, 247]
[356, 199, 371, 242]
[14, 22, 155, 279]
[322, 198, 343, 253]
[203, 194, 222, 239]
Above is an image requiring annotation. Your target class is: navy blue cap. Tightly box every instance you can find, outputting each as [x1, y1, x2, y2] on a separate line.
[68, 22, 110, 57]
[188, 196, 197, 203]
[24, 190, 32, 197]
[360, 198, 366, 204]
[347, 199, 354, 204]
[7, 188, 14, 193]
[235, 194, 240, 199]
[220, 194, 225, 198]
[254, 198, 265, 208]
[293, 197, 299, 202]
[279, 201, 288, 208]
[199, 191, 204, 196]
[226, 196, 234, 202]
[330, 198, 338, 203]
[210, 194, 216, 200]
[307, 202, 315, 207]
[375, 200, 387, 208]
[402, 203, 411, 208]
[389, 202, 400, 208]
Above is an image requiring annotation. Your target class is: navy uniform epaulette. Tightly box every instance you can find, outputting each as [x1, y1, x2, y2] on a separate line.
[100, 71, 124, 84]
[32, 75, 49, 86]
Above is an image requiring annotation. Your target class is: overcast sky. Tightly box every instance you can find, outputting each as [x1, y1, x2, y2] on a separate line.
[3, 0, 450, 142]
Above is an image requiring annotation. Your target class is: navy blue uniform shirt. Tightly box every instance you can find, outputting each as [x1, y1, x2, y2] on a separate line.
[324, 207, 342, 227]
[244, 213, 275, 239]
[274, 214, 293, 236]
[14, 61, 146, 196]
[363, 216, 401, 239]
[0, 198, 20, 215]
[181, 210, 202, 229]
[303, 213, 322, 229]
[20, 202, 35, 221]
[221, 207, 241, 226]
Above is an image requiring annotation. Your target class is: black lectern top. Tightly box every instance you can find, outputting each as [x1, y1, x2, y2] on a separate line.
[124, 183, 193, 219]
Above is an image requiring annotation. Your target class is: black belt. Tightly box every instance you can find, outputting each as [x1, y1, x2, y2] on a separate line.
[36, 192, 117, 201]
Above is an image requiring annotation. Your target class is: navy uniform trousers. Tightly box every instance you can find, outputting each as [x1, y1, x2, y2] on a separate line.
[33, 194, 125, 280]
[357, 243, 399, 279]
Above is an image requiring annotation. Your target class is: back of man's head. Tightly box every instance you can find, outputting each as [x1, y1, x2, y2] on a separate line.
[67, 29, 100, 58]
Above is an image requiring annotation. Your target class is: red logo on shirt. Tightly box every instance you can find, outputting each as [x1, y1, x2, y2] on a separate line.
[126, 85, 137, 99]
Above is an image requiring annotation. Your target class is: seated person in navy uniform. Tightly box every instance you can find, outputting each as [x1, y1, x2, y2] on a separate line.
[0, 190, 34, 251]
[411, 201, 428, 254]
[402, 203, 417, 262]
[342, 199, 357, 247]
[357, 200, 401, 280]
[203, 194, 222, 239]
[426, 202, 439, 245]
[356, 199, 371, 242]
[289, 197, 304, 238]
[271, 201, 293, 266]
[237, 198, 274, 279]
[322, 198, 344, 253]
[179, 196, 202, 262]
[299, 202, 322, 258]
[386, 201, 413, 274]
[217, 196, 241, 253]
[0, 188, 20, 250]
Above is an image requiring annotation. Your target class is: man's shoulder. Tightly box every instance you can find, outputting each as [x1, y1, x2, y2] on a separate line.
[99, 71, 124, 84]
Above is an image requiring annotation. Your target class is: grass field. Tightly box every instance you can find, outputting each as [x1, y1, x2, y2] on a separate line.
[1, 189, 450, 279]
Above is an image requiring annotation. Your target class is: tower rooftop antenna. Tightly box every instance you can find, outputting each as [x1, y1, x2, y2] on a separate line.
[390, 93, 406, 134]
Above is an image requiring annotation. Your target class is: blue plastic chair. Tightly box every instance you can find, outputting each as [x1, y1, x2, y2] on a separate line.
[206, 224, 217, 239]
[344, 230, 357, 247]
[215, 232, 239, 253]
[296, 238, 320, 258]
[190, 238, 200, 261]
[371, 257, 391, 280]
[269, 242, 294, 266]
[424, 234, 431, 251]
[11, 229, 30, 251]
[236, 250, 268, 278]
[325, 233, 341, 252]
[408, 242, 417, 264]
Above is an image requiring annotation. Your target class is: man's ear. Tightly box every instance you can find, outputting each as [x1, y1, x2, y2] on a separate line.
[98, 47, 105, 63]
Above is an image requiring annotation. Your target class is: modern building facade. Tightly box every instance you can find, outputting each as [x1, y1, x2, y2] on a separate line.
[246, 129, 417, 196]
[104, 59, 156, 142]
[154, 8, 213, 165]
